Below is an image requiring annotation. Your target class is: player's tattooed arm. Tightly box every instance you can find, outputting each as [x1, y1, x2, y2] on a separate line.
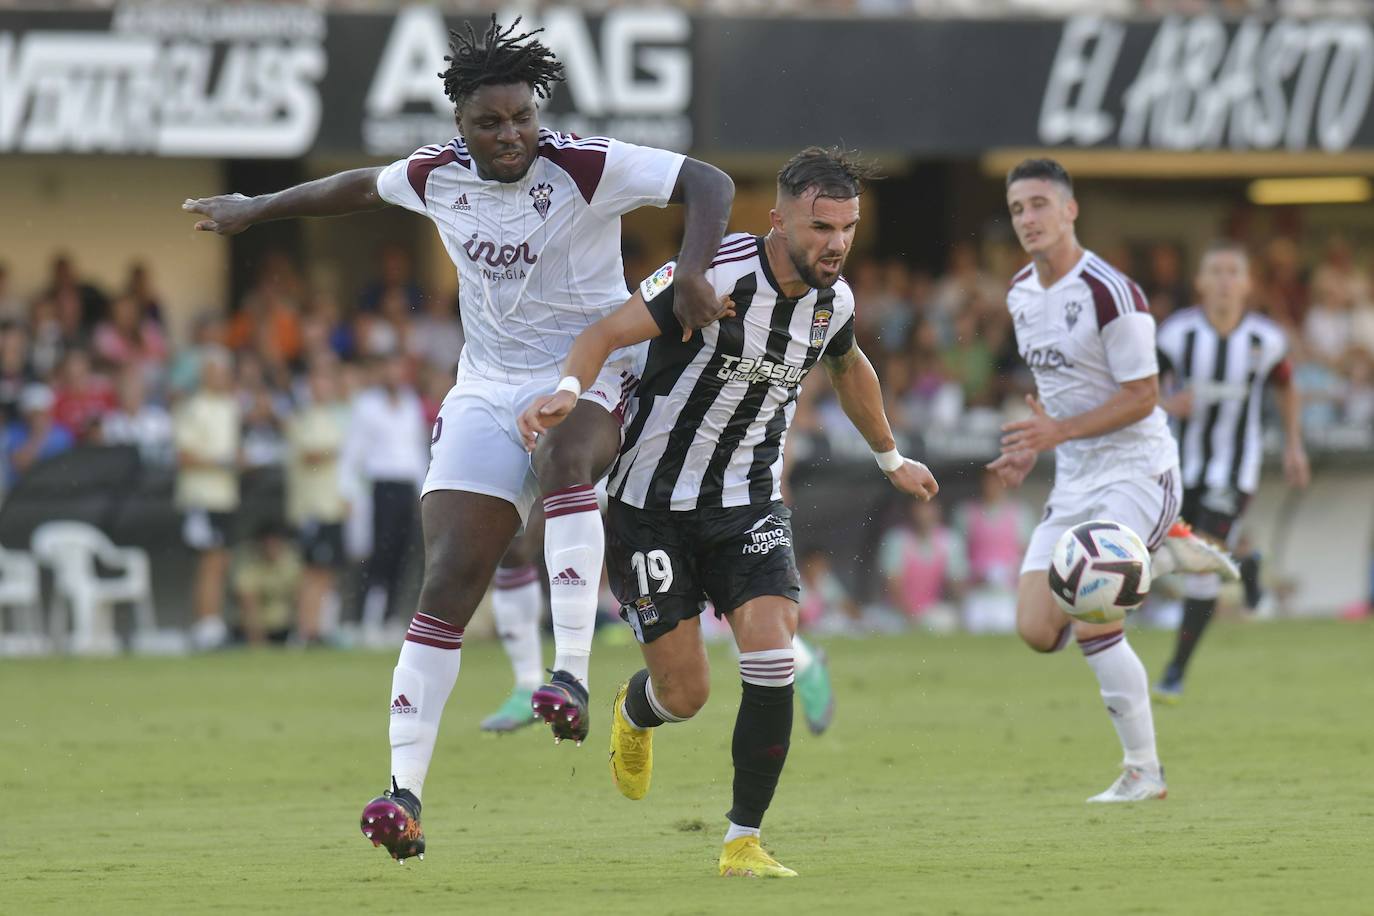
[184, 167, 389, 236]
[668, 159, 736, 341]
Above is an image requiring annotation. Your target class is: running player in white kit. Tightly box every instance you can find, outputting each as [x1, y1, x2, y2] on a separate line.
[990, 159, 1238, 803]
[183, 18, 735, 861]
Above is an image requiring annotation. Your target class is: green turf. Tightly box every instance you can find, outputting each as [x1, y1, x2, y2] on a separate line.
[2, 620, 1371, 915]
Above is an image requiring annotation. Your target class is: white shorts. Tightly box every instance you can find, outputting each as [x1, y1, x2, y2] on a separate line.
[422, 353, 641, 522]
[1021, 467, 1181, 574]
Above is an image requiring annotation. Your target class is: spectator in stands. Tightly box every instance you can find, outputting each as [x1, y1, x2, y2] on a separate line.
[228, 252, 302, 361]
[1144, 242, 1190, 322]
[100, 364, 174, 466]
[43, 254, 107, 342]
[93, 295, 169, 390]
[358, 243, 424, 315]
[409, 293, 464, 374]
[1255, 236, 1308, 328]
[798, 547, 862, 633]
[340, 353, 429, 644]
[174, 346, 241, 651]
[891, 318, 961, 430]
[233, 519, 303, 646]
[51, 348, 116, 444]
[1305, 264, 1359, 372]
[931, 241, 1000, 337]
[238, 358, 289, 472]
[0, 263, 22, 321]
[167, 312, 226, 399]
[0, 321, 37, 426]
[28, 295, 67, 380]
[301, 291, 355, 364]
[355, 280, 415, 359]
[879, 497, 967, 627]
[944, 304, 996, 408]
[286, 360, 348, 644]
[4, 383, 73, 487]
[123, 262, 165, 326]
[955, 466, 1034, 634]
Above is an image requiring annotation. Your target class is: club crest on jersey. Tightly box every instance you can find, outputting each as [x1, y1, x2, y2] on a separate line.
[529, 182, 553, 219]
[1065, 299, 1082, 329]
[640, 262, 675, 302]
[810, 307, 833, 348]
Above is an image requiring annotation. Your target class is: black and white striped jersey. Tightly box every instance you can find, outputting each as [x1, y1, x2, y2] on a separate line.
[608, 234, 856, 511]
[1156, 307, 1292, 495]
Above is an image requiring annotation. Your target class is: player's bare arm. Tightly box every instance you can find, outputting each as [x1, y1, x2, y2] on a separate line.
[822, 344, 938, 500]
[1000, 377, 1158, 456]
[517, 291, 735, 449]
[183, 167, 389, 236]
[668, 159, 736, 341]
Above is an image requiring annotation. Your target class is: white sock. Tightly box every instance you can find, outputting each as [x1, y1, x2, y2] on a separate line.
[543, 484, 602, 687]
[791, 634, 815, 676]
[1079, 632, 1160, 775]
[491, 566, 544, 691]
[389, 613, 464, 802]
[724, 820, 760, 843]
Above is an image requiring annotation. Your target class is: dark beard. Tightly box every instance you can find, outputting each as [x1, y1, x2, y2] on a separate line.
[790, 250, 841, 291]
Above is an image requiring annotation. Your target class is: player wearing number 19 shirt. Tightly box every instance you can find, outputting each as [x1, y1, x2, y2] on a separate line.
[519, 148, 938, 878]
[990, 159, 1239, 804]
[185, 17, 735, 864]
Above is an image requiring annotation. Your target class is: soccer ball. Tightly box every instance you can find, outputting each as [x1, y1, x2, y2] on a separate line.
[1048, 520, 1152, 624]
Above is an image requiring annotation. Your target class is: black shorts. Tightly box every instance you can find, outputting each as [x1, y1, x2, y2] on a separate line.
[1180, 486, 1252, 547]
[298, 520, 345, 568]
[182, 509, 236, 551]
[606, 499, 801, 644]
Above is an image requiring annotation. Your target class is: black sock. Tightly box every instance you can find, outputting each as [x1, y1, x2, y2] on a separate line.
[622, 668, 664, 729]
[727, 681, 793, 829]
[1164, 597, 1217, 683]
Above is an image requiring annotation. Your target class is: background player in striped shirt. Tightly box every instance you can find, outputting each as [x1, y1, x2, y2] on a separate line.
[992, 159, 1240, 803]
[1152, 239, 1310, 702]
[519, 148, 938, 877]
[185, 18, 735, 863]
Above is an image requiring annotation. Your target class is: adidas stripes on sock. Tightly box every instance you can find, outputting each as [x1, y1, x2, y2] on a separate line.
[389, 613, 464, 802]
[543, 485, 601, 687]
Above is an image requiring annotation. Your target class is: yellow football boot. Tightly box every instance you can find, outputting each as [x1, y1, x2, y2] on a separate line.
[718, 836, 797, 878]
[608, 682, 653, 800]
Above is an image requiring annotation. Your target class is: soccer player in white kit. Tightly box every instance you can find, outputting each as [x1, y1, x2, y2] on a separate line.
[989, 159, 1238, 802]
[183, 18, 735, 860]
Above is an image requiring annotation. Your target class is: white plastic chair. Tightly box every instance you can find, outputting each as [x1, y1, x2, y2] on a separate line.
[0, 545, 48, 655]
[31, 521, 157, 656]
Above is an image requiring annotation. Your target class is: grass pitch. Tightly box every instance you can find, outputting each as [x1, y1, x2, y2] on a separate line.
[2, 620, 1371, 915]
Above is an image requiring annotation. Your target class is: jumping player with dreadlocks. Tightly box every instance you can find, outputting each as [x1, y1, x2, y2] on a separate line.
[184, 17, 734, 863]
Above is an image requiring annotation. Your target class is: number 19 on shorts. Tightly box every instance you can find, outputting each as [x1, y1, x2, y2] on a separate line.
[631, 550, 674, 596]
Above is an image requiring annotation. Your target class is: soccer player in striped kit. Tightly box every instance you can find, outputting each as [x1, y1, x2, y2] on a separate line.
[1152, 239, 1309, 701]
[520, 148, 938, 877]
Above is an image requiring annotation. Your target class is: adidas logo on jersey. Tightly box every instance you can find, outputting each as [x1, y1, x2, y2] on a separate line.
[451, 194, 472, 211]
[552, 567, 587, 587]
[391, 694, 417, 715]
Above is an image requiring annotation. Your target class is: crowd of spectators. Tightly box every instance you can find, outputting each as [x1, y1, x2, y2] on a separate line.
[2, 224, 1371, 641]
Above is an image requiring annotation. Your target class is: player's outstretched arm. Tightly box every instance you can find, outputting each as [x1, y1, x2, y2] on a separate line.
[668, 159, 735, 341]
[1276, 370, 1311, 488]
[823, 344, 938, 501]
[183, 167, 389, 236]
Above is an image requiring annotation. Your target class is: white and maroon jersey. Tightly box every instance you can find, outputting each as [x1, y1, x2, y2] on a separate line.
[1156, 307, 1291, 495]
[1007, 250, 1178, 492]
[377, 129, 684, 384]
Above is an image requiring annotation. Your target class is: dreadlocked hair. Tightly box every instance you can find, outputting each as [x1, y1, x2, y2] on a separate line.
[439, 15, 566, 109]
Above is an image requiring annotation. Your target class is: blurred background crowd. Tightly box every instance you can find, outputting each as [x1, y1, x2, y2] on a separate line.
[3, 220, 1370, 647]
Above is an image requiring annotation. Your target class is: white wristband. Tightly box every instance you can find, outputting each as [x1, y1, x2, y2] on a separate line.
[555, 376, 582, 398]
[874, 448, 904, 473]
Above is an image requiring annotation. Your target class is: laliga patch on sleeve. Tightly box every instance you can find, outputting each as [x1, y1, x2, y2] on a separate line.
[640, 262, 676, 302]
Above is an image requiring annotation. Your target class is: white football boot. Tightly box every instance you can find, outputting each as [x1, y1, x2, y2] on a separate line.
[1087, 765, 1168, 803]
[1152, 522, 1240, 581]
